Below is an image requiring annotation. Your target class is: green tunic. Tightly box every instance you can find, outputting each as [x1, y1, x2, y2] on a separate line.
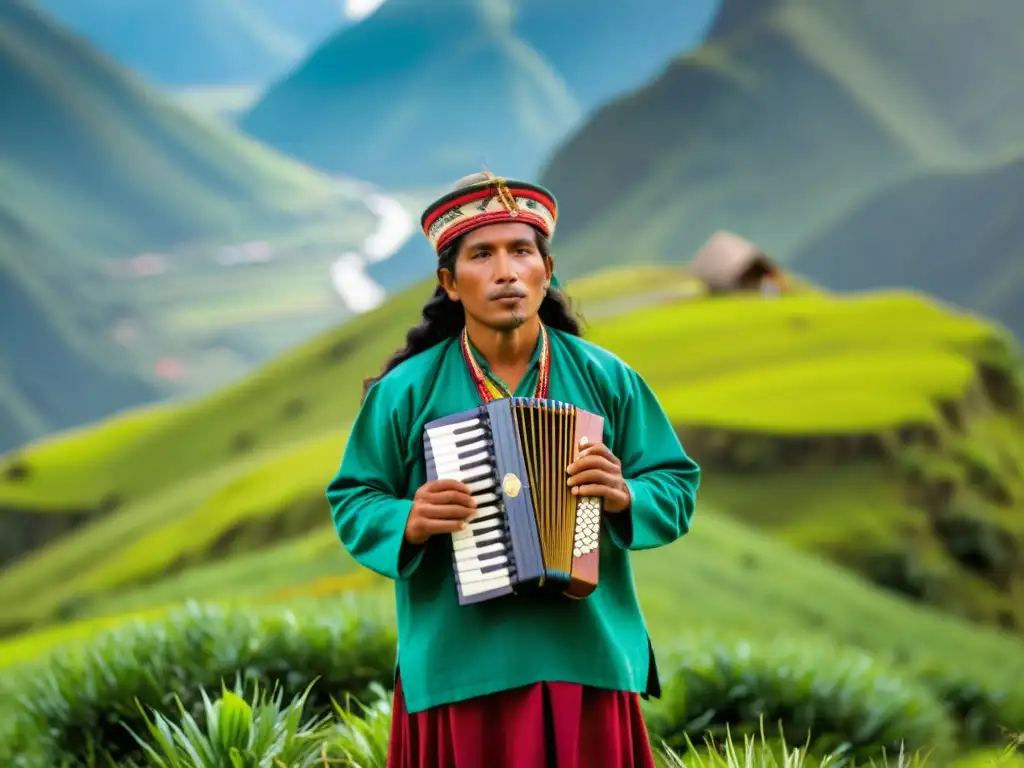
[325, 326, 700, 713]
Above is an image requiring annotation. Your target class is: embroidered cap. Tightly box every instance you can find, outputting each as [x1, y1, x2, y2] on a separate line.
[420, 171, 558, 255]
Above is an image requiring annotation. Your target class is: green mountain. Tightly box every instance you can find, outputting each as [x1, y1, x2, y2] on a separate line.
[1, 265, 1021, 647]
[508, 0, 716, 108]
[33, 0, 346, 86]
[0, 0, 374, 453]
[538, 0, 1024, 338]
[791, 155, 1024, 342]
[239, 0, 717, 188]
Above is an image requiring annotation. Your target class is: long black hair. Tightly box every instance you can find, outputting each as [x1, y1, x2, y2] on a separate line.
[362, 228, 584, 399]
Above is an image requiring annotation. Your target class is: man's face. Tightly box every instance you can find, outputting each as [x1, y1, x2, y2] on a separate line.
[439, 222, 552, 332]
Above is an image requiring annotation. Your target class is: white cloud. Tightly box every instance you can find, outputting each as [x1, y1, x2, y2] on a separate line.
[344, 0, 387, 20]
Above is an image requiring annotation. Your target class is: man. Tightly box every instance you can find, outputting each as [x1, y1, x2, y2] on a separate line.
[326, 172, 700, 767]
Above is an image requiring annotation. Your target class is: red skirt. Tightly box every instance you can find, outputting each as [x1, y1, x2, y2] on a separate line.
[386, 674, 657, 768]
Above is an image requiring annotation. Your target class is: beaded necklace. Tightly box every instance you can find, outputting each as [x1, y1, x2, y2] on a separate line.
[459, 323, 550, 403]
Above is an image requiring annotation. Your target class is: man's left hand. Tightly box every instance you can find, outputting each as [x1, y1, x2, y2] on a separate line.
[566, 440, 631, 514]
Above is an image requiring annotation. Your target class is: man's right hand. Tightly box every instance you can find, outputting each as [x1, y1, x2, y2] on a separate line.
[405, 478, 477, 545]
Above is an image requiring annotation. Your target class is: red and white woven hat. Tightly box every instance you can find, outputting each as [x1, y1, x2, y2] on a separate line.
[420, 171, 559, 255]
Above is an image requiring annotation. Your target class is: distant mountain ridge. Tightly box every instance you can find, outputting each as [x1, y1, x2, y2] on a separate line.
[792, 155, 1024, 340]
[240, 0, 718, 189]
[33, 0, 348, 86]
[537, 0, 1024, 338]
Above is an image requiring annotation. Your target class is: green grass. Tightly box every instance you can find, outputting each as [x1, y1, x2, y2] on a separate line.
[4, 496, 1023, 680]
[0, 434, 348, 625]
[586, 289, 1002, 434]
[71, 430, 349, 594]
[0, 528, 382, 669]
[0, 266, 1021, 646]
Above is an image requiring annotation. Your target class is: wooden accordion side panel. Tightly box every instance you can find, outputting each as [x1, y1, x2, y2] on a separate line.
[567, 408, 604, 599]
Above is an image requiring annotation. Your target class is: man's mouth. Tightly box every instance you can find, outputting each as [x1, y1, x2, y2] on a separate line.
[491, 290, 526, 301]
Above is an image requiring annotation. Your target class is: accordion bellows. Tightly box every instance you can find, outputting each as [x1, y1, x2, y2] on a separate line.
[424, 397, 605, 605]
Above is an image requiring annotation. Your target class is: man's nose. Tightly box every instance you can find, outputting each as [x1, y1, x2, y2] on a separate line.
[493, 251, 518, 282]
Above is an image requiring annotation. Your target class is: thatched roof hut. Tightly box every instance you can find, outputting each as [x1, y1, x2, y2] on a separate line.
[689, 230, 786, 294]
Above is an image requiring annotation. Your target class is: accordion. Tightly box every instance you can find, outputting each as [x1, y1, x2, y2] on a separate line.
[423, 396, 605, 605]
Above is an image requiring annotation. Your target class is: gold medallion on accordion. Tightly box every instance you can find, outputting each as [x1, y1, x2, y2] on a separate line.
[502, 472, 522, 498]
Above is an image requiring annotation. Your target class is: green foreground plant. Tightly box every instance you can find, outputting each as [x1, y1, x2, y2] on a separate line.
[656, 725, 1024, 767]
[0, 602, 1022, 766]
[125, 679, 333, 768]
[120, 685, 1024, 768]
[0, 600, 396, 766]
[123, 679, 391, 768]
[645, 635, 957, 763]
[656, 722, 926, 768]
[327, 683, 392, 768]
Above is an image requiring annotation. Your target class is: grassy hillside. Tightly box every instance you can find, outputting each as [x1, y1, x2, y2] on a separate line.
[0, 258, 156, 477]
[3, 489, 1022, 694]
[792, 154, 1024, 343]
[239, 0, 716, 189]
[0, 0, 376, 453]
[0, 266, 1022, 645]
[539, 0, 1024, 336]
[34, 0, 346, 86]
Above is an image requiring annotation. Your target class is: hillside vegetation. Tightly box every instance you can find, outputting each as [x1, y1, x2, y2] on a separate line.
[1, 267, 1022, 646]
[1, 593, 1019, 766]
[34, 0, 346, 86]
[0, 0, 376, 453]
[540, 0, 1024, 338]
[240, 0, 717, 188]
[3, 485, 1023, 692]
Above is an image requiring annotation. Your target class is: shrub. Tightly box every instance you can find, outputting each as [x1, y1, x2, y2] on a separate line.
[1, 454, 31, 482]
[283, 398, 307, 420]
[949, 744, 1024, 768]
[0, 600, 395, 767]
[231, 432, 255, 453]
[913, 664, 1024, 748]
[644, 635, 956, 766]
[863, 549, 942, 603]
[932, 512, 1017, 590]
